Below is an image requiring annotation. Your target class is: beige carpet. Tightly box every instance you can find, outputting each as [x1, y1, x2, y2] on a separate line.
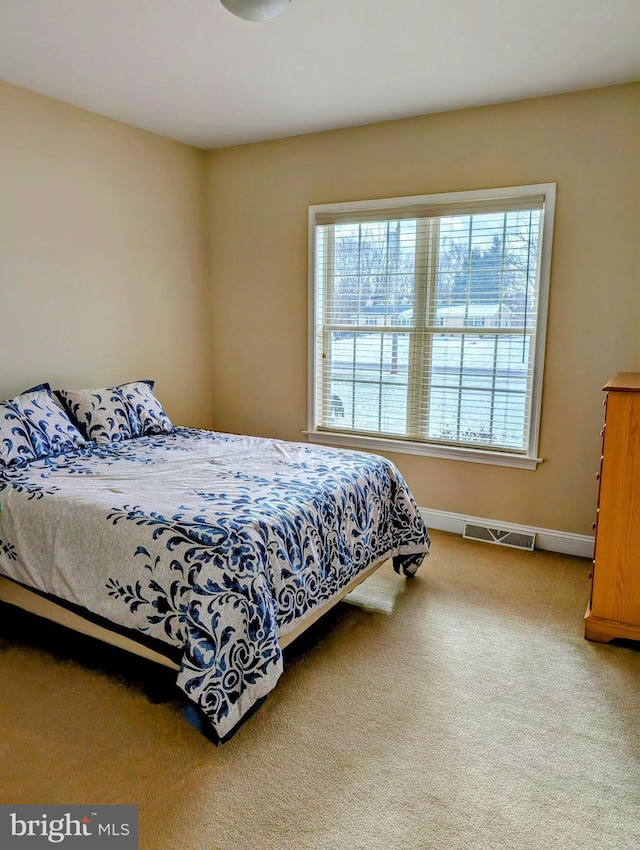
[1, 530, 638, 850]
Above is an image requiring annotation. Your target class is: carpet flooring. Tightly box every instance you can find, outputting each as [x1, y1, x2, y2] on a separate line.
[1, 530, 638, 850]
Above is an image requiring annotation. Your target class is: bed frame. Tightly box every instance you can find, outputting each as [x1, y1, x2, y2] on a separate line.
[0, 558, 386, 670]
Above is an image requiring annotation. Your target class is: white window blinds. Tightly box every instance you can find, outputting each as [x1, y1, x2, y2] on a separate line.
[308, 185, 555, 465]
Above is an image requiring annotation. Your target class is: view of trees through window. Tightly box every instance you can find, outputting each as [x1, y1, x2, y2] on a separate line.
[317, 208, 542, 450]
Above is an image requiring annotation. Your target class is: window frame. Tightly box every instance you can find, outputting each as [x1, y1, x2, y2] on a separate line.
[306, 183, 556, 470]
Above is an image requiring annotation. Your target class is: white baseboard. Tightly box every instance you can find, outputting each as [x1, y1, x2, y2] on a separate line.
[420, 507, 594, 559]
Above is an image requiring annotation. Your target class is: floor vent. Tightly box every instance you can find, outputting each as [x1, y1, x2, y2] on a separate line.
[463, 523, 536, 552]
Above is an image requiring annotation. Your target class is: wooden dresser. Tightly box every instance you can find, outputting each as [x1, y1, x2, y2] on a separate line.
[585, 373, 640, 643]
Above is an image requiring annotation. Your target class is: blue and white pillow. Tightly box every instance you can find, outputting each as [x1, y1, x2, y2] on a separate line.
[0, 397, 39, 467]
[0, 389, 86, 467]
[119, 380, 173, 436]
[18, 389, 88, 457]
[55, 380, 173, 444]
[55, 386, 141, 444]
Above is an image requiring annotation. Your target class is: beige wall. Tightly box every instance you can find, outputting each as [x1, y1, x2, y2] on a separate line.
[0, 81, 212, 428]
[2, 79, 637, 535]
[206, 84, 640, 535]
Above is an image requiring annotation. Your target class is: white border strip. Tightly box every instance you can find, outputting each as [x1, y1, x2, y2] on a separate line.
[420, 507, 594, 559]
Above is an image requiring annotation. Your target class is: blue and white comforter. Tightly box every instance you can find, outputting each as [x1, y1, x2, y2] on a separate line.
[0, 428, 430, 740]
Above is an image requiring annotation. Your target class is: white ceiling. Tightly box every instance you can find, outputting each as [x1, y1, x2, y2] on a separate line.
[0, 0, 638, 149]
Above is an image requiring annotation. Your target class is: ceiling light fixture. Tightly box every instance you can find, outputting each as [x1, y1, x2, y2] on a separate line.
[220, 0, 292, 22]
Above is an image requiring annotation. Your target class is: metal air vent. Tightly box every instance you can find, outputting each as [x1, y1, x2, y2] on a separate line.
[463, 523, 535, 551]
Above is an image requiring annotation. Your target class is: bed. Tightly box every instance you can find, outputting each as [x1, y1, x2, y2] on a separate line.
[0, 385, 430, 742]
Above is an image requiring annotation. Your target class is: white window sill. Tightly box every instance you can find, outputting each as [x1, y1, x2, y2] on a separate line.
[303, 430, 543, 470]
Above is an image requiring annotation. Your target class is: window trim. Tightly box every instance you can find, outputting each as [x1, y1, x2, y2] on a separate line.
[307, 183, 556, 469]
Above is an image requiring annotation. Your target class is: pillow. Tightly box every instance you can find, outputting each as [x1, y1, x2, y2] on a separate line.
[54, 380, 173, 443]
[119, 380, 174, 436]
[0, 397, 39, 468]
[0, 389, 86, 467]
[17, 389, 88, 457]
[55, 386, 142, 444]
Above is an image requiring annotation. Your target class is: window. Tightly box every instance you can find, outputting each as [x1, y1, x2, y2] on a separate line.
[307, 184, 555, 469]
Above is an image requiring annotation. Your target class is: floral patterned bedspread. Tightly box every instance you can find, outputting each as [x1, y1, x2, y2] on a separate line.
[0, 428, 430, 740]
